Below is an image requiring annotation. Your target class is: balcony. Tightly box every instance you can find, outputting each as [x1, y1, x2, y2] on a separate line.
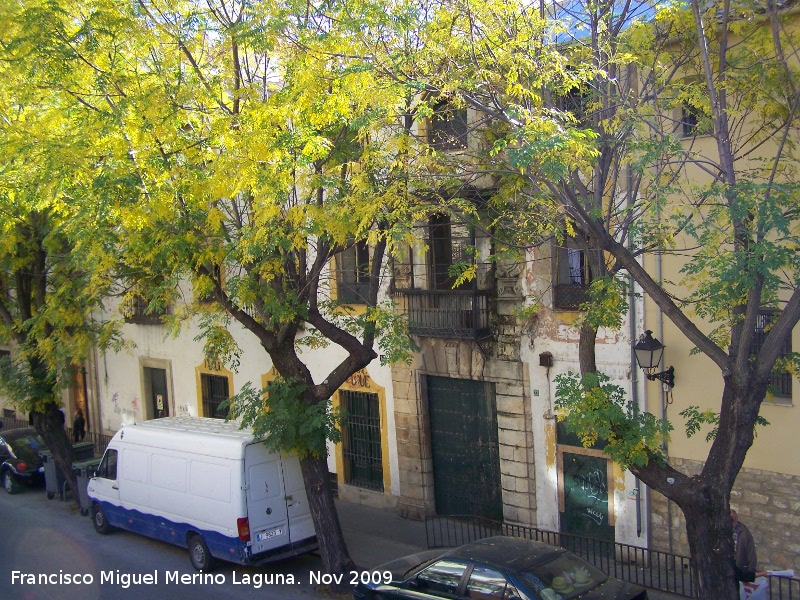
[394, 289, 492, 340]
[554, 283, 590, 311]
[124, 296, 168, 325]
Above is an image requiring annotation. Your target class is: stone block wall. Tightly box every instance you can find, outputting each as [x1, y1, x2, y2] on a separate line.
[391, 337, 535, 525]
[649, 457, 800, 572]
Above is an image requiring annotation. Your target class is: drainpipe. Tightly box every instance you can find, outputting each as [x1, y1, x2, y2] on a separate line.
[627, 161, 642, 538]
[656, 240, 672, 553]
[629, 273, 642, 538]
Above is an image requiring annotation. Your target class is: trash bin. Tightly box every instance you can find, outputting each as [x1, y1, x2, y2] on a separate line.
[39, 442, 95, 500]
[72, 441, 95, 461]
[72, 457, 102, 516]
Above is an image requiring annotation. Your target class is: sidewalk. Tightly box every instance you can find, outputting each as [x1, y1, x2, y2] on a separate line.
[335, 498, 686, 600]
[337, 499, 428, 569]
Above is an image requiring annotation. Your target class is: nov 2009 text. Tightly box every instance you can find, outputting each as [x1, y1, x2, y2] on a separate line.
[11, 569, 393, 589]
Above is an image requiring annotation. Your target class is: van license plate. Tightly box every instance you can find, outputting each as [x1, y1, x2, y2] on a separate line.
[256, 528, 283, 541]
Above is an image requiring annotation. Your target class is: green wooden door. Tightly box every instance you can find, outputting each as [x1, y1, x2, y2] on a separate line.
[427, 376, 502, 520]
[560, 452, 615, 543]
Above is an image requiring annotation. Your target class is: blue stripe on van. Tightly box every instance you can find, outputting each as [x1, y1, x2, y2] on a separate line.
[96, 500, 252, 563]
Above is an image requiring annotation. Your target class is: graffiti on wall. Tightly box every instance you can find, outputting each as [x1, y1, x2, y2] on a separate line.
[111, 392, 137, 419]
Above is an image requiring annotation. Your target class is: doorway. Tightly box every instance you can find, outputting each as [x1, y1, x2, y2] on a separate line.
[143, 366, 170, 420]
[426, 375, 502, 520]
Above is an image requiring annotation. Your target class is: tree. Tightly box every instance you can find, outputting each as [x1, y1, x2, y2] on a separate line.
[4, 0, 428, 583]
[348, 0, 800, 596]
[0, 11, 123, 498]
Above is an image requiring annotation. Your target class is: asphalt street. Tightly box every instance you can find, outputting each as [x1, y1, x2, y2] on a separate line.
[0, 484, 686, 600]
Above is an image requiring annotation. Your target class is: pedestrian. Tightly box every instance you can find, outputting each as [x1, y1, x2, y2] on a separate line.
[72, 408, 86, 442]
[732, 508, 758, 572]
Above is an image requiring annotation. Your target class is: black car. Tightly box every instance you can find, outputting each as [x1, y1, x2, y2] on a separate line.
[353, 536, 647, 600]
[0, 428, 47, 494]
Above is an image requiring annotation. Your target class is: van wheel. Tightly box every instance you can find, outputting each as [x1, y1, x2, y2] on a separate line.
[188, 535, 215, 571]
[92, 504, 113, 535]
[2, 471, 21, 494]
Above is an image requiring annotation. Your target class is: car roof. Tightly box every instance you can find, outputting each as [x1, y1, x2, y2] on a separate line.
[0, 427, 37, 441]
[443, 536, 566, 571]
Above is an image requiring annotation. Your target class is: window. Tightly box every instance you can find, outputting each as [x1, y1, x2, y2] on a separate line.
[414, 559, 468, 595]
[124, 295, 169, 325]
[520, 554, 607, 597]
[554, 235, 594, 310]
[336, 240, 372, 304]
[340, 390, 383, 491]
[429, 101, 468, 150]
[681, 103, 700, 137]
[680, 101, 712, 137]
[465, 566, 509, 600]
[96, 449, 118, 480]
[750, 310, 792, 401]
[430, 214, 474, 291]
[557, 85, 591, 125]
[201, 373, 230, 419]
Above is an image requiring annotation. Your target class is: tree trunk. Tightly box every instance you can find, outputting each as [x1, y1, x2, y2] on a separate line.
[578, 322, 597, 376]
[299, 452, 354, 591]
[32, 404, 79, 503]
[680, 484, 739, 600]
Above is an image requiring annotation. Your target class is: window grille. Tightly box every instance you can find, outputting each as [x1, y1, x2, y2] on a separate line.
[201, 373, 230, 419]
[430, 214, 474, 291]
[750, 310, 792, 399]
[554, 236, 594, 310]
[125, 295, 168, 324]
[429, 102, 468, 150]
[337, 240, 372, 304]
[340, 390, 383, 491]
[681, 104, 699, 137]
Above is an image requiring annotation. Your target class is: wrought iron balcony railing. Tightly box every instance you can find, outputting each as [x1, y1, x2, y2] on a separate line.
[394, 289, 491, 340]
[554, 283, 591, 310]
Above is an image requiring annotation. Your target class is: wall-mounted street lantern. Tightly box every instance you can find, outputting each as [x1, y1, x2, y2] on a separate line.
[633, 330, 675, 388]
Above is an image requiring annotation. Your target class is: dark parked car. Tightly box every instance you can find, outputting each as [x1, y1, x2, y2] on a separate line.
[0, 428, 47, 494]
[354, 536, 647, 600]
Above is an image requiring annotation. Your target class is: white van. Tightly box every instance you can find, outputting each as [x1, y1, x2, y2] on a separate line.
[87, 416, 317, 570]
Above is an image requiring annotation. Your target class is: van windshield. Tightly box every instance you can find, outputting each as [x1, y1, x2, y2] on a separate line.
[96, 449, 118, 479]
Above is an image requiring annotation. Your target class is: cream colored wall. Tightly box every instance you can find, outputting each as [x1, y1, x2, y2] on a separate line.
[638, 20, 799, 474]
[641, 232, 799, 477]
[91, 280, 401, 496]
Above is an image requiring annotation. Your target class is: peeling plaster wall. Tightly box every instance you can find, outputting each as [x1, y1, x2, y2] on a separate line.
[521, 247, 648, 546]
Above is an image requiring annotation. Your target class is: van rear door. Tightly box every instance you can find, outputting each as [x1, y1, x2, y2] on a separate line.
[280, 453, 315, 543]
[244, 443, 290, 554]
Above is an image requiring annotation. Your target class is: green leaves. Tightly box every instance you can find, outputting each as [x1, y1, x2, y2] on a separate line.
[229, 378, 340, 459]
[681, 405, 770, 443]
[554, 371, 672, 469]
[578, 276, 631, 331]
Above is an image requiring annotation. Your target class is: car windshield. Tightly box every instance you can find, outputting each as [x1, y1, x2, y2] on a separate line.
[518, 553, 607, 600]
[6, 433, 46, 462]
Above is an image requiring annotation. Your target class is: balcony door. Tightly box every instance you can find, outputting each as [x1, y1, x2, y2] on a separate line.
[429, 214, 473, 291]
